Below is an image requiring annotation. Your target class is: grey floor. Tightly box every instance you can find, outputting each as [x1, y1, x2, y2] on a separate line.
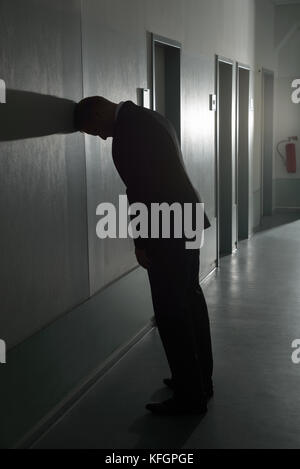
[33, 214, 300, 449]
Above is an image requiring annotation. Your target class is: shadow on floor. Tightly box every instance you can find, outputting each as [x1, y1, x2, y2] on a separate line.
[130, 387, 206, 449]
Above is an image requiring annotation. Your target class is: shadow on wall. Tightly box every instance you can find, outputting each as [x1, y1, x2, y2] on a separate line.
[0, 89, 76, 141]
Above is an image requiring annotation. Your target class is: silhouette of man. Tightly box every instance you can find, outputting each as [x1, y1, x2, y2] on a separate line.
[74, 96, 213, 415]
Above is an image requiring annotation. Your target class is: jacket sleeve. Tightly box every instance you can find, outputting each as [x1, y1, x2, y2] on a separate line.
[194, 188, 211, 230]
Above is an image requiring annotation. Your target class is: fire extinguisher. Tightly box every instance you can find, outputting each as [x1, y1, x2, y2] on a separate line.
[276, 136, 298, 173]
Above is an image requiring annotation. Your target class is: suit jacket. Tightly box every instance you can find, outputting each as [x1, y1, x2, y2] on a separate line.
[112, 101, 211, 250]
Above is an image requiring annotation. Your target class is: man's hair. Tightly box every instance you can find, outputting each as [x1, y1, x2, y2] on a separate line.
[74, 96, 98, 131]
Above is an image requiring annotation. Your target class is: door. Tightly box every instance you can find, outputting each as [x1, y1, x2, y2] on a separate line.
[152, 34, 181, 142]
[262, 69, 274, 217]
[237, 66, 250, 241]
[216, 58, 236, 258]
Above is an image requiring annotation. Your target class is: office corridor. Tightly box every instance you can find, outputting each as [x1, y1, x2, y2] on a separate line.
[32, 214, 300, 449]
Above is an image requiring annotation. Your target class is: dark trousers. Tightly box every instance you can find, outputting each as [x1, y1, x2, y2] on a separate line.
[146, 240, 213, 403]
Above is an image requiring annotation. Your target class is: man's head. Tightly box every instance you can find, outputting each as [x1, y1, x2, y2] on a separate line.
[74, 96, 117, 140]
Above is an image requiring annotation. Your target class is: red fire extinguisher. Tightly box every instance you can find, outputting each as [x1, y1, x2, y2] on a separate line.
[277, 136, 298, 173]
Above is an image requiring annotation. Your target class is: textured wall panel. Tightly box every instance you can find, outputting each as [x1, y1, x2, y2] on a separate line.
[0, 0, 89, 348]
[81, 0, 147, 294]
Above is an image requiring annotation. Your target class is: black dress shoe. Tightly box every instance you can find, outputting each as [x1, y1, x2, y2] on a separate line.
[145, 397, 207, 416]
[163, 378, 214, 399]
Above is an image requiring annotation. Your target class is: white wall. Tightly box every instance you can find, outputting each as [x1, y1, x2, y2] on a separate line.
[253, 0, 278, 225]
[276, 30, 300, 178]
[0, 0, 90, 349]
[275, 4, 300, 49]
[82, 0, 261, 295]
[0, 0, 280, 348]
[274, 4, 300, 207]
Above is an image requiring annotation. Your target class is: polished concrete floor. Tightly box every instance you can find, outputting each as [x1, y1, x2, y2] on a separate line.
[33, 214, 300, 449]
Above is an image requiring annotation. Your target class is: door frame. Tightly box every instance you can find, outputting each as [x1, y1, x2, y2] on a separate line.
[151, 35, 181, 105]
[215, 55, 236, 266]
[260, 68, 275, 222]
[236, 62, 251, 242]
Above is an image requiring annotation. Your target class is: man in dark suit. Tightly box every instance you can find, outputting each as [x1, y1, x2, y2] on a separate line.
[74, 96, 213, 416]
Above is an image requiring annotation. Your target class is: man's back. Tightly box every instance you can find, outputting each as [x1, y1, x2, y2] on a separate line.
[112, 101, 210, 235]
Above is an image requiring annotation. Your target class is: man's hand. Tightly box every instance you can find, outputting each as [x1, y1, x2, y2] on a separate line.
[135, 248, 151, 270]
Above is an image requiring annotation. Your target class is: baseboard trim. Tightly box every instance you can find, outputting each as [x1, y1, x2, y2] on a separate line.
[16, 322, 154, 449]
[200, 261, 218, 284]
[274, 207, 300, 213]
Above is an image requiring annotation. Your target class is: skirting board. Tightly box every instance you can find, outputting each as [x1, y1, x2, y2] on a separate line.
[2, 259, 217, 449]
[275, 207, 300, 213]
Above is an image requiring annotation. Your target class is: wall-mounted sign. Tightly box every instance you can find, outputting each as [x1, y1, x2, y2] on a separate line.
[209, 94, 217, 111]
[142, 89, 151, 109]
